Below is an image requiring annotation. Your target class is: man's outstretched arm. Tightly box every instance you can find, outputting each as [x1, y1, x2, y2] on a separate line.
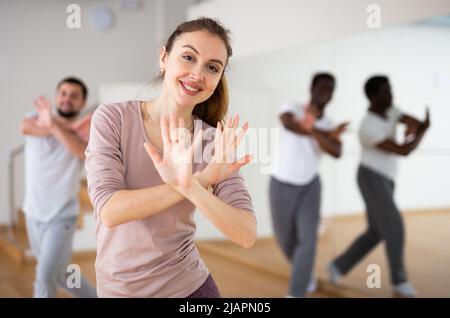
[20, 117, 51, 136]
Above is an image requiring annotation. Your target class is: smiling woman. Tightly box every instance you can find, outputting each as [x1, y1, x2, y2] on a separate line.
[85, 17, 256, 298]
[152, 18, 233, 128]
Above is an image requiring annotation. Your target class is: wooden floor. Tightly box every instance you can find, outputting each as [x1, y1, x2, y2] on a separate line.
[0, 209, 449, 298]
[326, 209, 450, 297]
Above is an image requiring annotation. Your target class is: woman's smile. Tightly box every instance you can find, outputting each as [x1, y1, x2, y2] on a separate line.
[179, 80, 203, 96]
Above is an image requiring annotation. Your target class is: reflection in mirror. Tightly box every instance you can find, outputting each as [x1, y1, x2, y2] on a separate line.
[228, 14, 450, 297]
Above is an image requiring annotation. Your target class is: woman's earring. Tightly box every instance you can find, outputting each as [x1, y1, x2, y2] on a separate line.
[160, 68, 165, 74]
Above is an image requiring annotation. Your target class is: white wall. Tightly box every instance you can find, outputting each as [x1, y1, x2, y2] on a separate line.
[188, 0, 450, 59]
[224, 23, 450, 240]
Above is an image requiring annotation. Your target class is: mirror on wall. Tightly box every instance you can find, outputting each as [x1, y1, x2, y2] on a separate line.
[227, 14, 450, 297]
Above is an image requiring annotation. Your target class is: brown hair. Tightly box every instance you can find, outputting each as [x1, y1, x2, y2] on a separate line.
[154, 17, 232, 127]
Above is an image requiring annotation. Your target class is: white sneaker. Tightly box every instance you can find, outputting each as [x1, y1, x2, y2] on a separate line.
[328, 262, 342, 285]
[285, 276, 317, 297]
[307, 276, 317, 293]
[393, 282, 417, 298]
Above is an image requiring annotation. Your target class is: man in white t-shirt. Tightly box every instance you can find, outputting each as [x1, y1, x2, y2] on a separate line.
[20, 77, 96, 298]
[270, 73, 348, 297]
[328, 75, 430, 297]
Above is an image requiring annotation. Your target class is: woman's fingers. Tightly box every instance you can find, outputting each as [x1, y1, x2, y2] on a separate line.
[226, 115, 236, 142]
[213, 116, 251, 164]
[223, 115, 236, 146]
[169, 112, 177, 143]
[231, 154, 253, 171]
[232, 114, 239, 128]
[238, 154, 254, 164]
[230, 114, 239, 145]
[160, 115, 171, 145]
[143, 142, 162, 166]
[178, 117, 191, 148]
[225, 115, 232, 128]
[236, 122, 249, 147]
[221, 115, 235, 151]
[226, 115, 248, 147]
[215, 122, 223, 142]
[191, 129, 203, 157]
[214, 122, 224, 158]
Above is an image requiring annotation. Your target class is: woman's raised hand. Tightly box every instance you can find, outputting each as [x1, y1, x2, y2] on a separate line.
[144, 112, 202, 191]
[196, 115, 253, 187]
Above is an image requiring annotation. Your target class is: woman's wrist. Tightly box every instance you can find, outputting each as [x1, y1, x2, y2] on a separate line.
[194, 171, 211, 189]
[173, 178, 206, 200]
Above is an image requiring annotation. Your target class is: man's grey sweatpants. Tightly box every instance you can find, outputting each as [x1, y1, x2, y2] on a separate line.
[26, 214, 97, 298]
[332, 165, 407, 285]
[269, 175, 321, 297]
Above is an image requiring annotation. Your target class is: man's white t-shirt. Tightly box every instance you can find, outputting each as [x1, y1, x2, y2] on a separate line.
[22, 112, 83, 222]
[272, 102, 334, 186]
[359, 106, 403, 181]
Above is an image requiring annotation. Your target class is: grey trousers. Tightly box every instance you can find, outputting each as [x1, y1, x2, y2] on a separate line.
[333, 165, 407, 285]
[26, 215, 97, 298]
[269, 176, 321, 297]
